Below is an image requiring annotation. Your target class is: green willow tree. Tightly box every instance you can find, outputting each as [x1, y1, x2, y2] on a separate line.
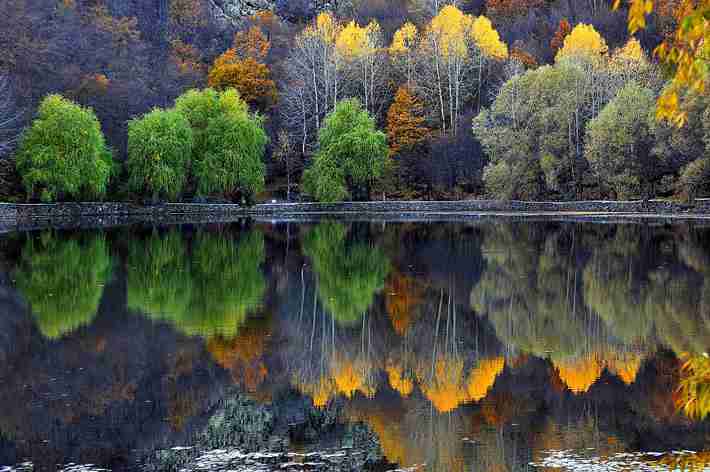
[303, 222, 389, 325]
[174, 88, 267, 202]
[127, 108, 194, 201]
[303, 99, 389, 202]
[14, 231, 113, 339]
[15, 95, 113, 202]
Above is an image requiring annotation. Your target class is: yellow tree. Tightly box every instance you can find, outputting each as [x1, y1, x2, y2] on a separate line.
[613, 0, 709, 125]
[335, 20, 386, 115]
[555, 23, 609, 62]
[390, 22, 419, 87]
[420, 6, 508, 134]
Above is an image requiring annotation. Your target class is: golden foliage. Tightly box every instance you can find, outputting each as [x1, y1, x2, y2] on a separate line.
[390, 22, 418, 55]
[336, 20, 380, 60]
[386, 87, 429, 157]
[613, 0, 709, 125]
[554, 23, 609, 62]
[332, 357, 376, 399]
[471, 16, 508, 59]
[418, 355, 467, 412]
[466, 357, 505, 402]
[386, 362, 414, 397]
[554, 355, 603, 394]
[208, 53, 277, 109]
[676, 353, 710, 420]
[294, 374, 337, 408]
[428, 5, 475, 59]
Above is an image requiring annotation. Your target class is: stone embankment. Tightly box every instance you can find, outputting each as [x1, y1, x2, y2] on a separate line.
[1, 199, 709, 232]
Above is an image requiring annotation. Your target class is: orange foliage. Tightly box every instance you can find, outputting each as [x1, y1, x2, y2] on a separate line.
[418, 356, 467, 412]
[386, 87, 429, 157]
[206, 326, 270, 392]
[486, 0, 545, 18]
[208, 25, 277, 109]
[550, 18, 572, 53]
[510, 45, 539, 69]
[466, 357, 505, 402]
[333, 358, 376, 399]
[295, 374, 337, 408]
[386, 362, 414, 396]
[385, 270, 425, 334]
[554, 355, 603, 394]
[208, 53, 277, 109]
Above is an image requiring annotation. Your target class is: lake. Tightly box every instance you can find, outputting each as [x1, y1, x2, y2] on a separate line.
[1, 219, 709, 471]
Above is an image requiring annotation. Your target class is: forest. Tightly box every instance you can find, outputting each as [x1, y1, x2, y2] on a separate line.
[0, 0, 708, 203]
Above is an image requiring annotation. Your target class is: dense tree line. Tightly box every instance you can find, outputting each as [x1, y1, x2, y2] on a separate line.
[0, 0, 707, 202]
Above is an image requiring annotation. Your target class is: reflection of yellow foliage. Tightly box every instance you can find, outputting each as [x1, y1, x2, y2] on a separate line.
[386, 362, 414, 397]
[466, 357, 505, 401]
[333, 357, 375, 399]
[645, 451, 710, 471]
[554, 355, 603, 393]
[608, 352, 642, 385]
[294, 374, 337, 408]
[418, 356, 467, 412]
[346, 407, 409, 466]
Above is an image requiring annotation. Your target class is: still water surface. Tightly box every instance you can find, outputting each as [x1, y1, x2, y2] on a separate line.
[1, 220, 710, 471]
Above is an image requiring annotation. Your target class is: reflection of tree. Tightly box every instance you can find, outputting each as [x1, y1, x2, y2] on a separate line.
[14, 232, 112, 339]
[207, 321, 270, 394]
[187, 231, 266, 337]
[583, 226, 654, 345]
[303, 222, 389, 326]
[385, 271, 425, 336]
[467, 357, 505, 401]
[127, 230, 192, 324]
[128, 229, 266, 338]
[472, 224, 589, 358]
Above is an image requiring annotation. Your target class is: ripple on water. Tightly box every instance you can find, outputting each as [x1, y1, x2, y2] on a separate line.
[532, 450, 710, 471]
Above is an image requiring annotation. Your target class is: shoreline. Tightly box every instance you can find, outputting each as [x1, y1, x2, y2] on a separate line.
[2, 199, 710, 232]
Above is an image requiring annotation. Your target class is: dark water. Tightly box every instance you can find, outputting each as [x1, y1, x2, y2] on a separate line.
[1, 219, 710, 472]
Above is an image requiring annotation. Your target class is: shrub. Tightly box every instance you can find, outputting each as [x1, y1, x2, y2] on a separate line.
[15, 95, 113, 202]
[174, 88, 267, 200]
[127, 108, 193, 201]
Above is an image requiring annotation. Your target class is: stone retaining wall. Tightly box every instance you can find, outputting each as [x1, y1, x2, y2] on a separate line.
[1, 199, 709, 232]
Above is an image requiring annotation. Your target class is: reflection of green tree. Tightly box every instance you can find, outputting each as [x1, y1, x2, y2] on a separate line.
[583, 226, 654, 345]
[127, 230, 193, 327]
[187, 231, 266, 337]
[15, 232, 112, 339]
[646, 268, 710, 355]
[128, 229, 266, 338]
[303, 222, 389, 326]
[471, 224, 587, 358]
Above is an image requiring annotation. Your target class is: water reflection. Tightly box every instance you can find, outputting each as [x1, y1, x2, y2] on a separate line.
[14, 231, 112, 339]
[1, 220, 710, 471]
[127, 228, 266, 338]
